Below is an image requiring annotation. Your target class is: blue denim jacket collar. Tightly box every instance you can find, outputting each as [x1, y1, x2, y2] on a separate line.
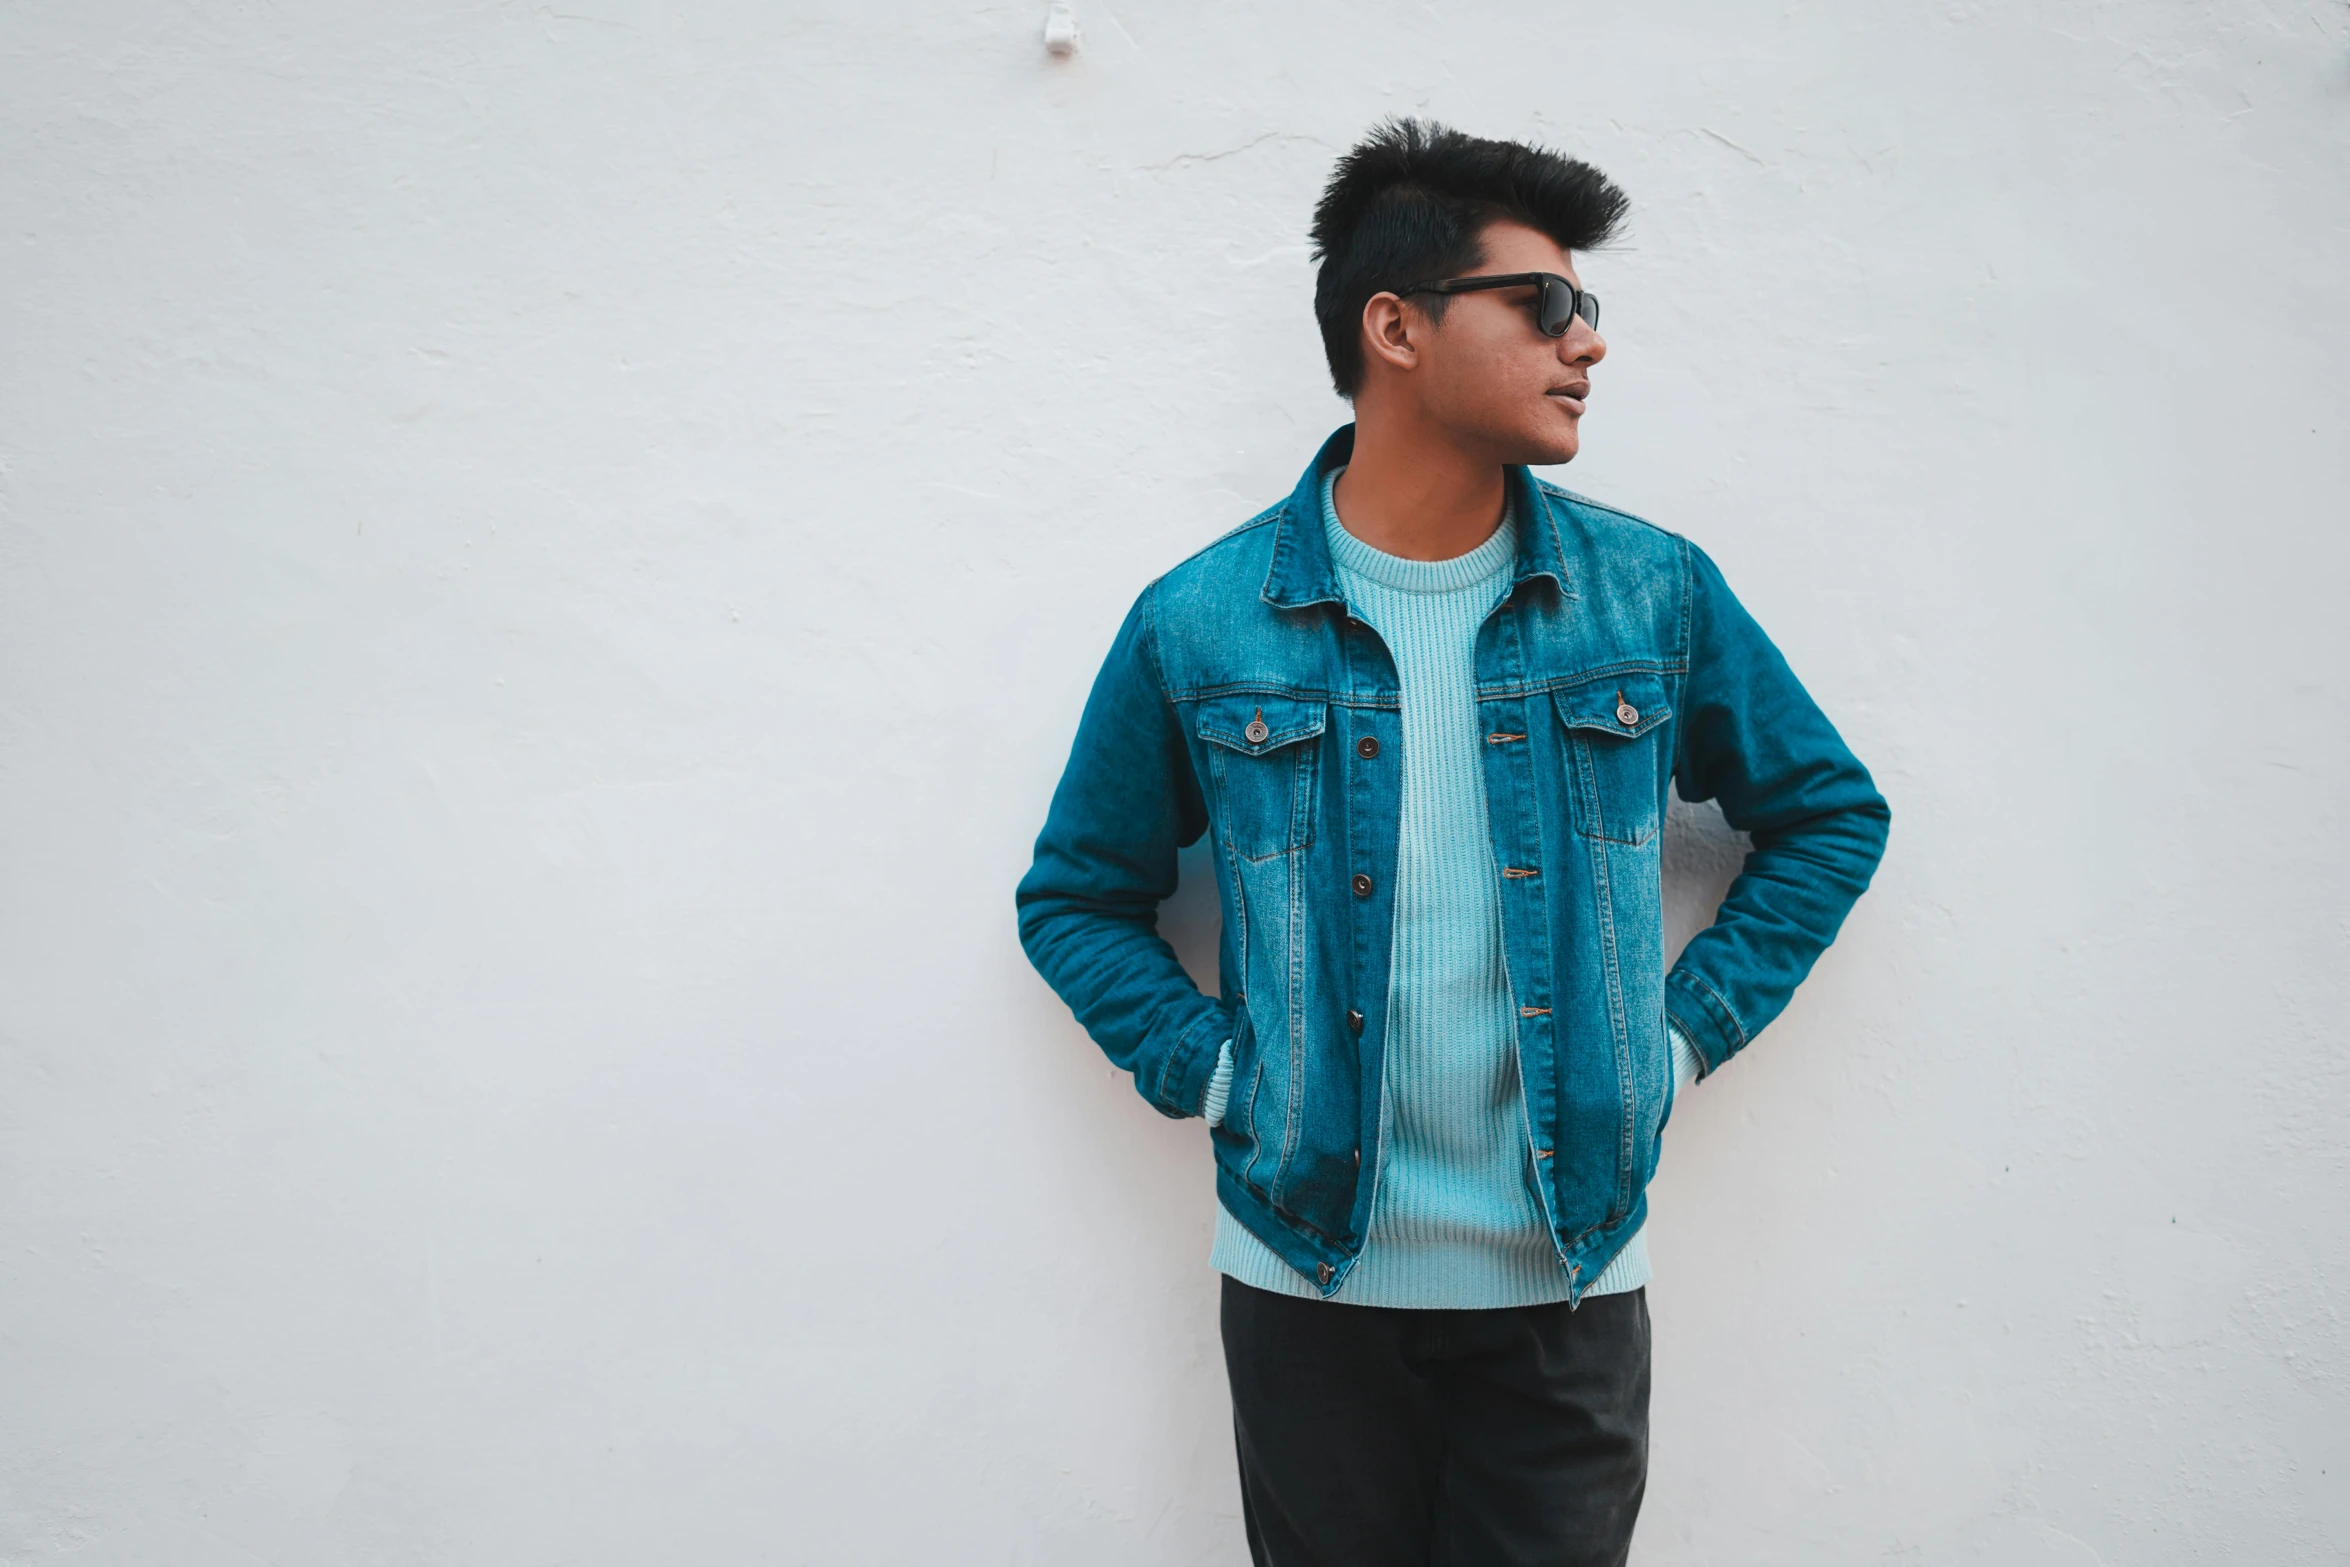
[1258, 424, 1575, 611]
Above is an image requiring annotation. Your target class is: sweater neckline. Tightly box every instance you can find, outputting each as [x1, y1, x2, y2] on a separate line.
[1321, 466, 1518, 596]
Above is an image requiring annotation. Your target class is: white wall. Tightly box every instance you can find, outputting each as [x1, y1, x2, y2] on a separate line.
[4, 3, 2346, 1561]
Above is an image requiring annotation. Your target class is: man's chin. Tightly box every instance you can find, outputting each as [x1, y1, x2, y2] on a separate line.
[1445, 407, 1580, 466]
[1506, 426, 1580, 467]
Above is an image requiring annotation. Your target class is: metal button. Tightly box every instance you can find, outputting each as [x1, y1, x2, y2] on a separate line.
[1351, 873, 1373, 898]
[1346, 1008, 1364, 1034]
[1356, 736, 1380, 759]
[1353, 1148, 1360, 1168]
[1244, 709, 1269, 745]
[1317, 1262, 1335, 1285]
[1615, 698, 1639, 726]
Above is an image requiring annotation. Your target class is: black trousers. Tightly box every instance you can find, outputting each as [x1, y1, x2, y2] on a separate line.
[1220, 1275, 1650, 1567]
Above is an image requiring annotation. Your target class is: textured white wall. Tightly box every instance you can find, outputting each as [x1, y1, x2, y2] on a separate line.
[4, 3, 2346, 1562]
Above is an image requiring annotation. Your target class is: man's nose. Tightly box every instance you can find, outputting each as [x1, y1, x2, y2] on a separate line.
[1562, 325, 1607, 366]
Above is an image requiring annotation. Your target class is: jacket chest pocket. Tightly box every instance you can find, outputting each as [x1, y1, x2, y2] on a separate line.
[1551, 674, 1672, 847]
[1198, 694, 1325, 862]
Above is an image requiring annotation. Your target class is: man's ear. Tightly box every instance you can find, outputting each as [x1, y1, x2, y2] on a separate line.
[1358, 292, 1423, 376]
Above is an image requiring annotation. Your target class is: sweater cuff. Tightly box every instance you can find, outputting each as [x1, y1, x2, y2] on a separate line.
[1201, 1040, 1234, 1125]
[1669, 1025, 1702, 1091]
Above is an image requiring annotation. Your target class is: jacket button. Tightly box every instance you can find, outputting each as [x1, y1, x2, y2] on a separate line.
[1351, 873, 1373, 897]
[1356, 736, 1380, 759]
[1353, 1148, 1360, 1168]
[1346, 1008, 1364, 1033]
[1244, 713, 1270, 744]
[1615, 697, 1640, 726]
[1317, 1262, 1335, 1285]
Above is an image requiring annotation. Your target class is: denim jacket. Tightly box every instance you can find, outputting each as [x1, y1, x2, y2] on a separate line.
[1016, 426, 1890, 1299]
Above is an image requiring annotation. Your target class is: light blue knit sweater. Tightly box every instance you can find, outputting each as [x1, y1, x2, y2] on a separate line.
[1203, 467, 1701, 1307]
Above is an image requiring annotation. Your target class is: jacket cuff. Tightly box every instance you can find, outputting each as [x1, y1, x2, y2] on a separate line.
[1145, 1005, 1232, 1120]
[1664, 967, 1746, 1078]
[1201, 1041, 1234, 1125]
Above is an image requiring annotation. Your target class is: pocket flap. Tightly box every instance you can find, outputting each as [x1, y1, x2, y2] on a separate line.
[1551, 673, 1672, 739]
[1197, 693, 1327, 755]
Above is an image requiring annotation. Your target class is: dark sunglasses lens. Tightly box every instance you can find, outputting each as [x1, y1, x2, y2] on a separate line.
[1538, 279, 1574, 336]
[1580, 292, 1599, 331]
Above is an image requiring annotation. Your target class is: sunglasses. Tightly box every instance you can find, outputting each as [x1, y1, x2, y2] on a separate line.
[1393, 271, 1600, 337]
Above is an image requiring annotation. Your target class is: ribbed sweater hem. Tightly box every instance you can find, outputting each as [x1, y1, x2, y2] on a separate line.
[1210, 1204, 1653, 1307]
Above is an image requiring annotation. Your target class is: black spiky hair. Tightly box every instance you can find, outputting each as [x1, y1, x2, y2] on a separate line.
[1310, 118, 1629, 396]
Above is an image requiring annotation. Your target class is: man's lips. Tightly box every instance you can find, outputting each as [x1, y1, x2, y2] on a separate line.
[1548, 384, 1590, 415]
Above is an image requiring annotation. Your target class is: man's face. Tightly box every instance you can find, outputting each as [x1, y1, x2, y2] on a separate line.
[1402, 219, 1609, 465]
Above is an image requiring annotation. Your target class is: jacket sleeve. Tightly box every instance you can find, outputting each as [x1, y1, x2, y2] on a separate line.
[1015, 587, 1231, 1119]
[1665, 540, 1891, 1075]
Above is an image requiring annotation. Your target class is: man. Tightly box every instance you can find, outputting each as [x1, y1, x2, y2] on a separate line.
[1015, 119, 1890, 1566]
